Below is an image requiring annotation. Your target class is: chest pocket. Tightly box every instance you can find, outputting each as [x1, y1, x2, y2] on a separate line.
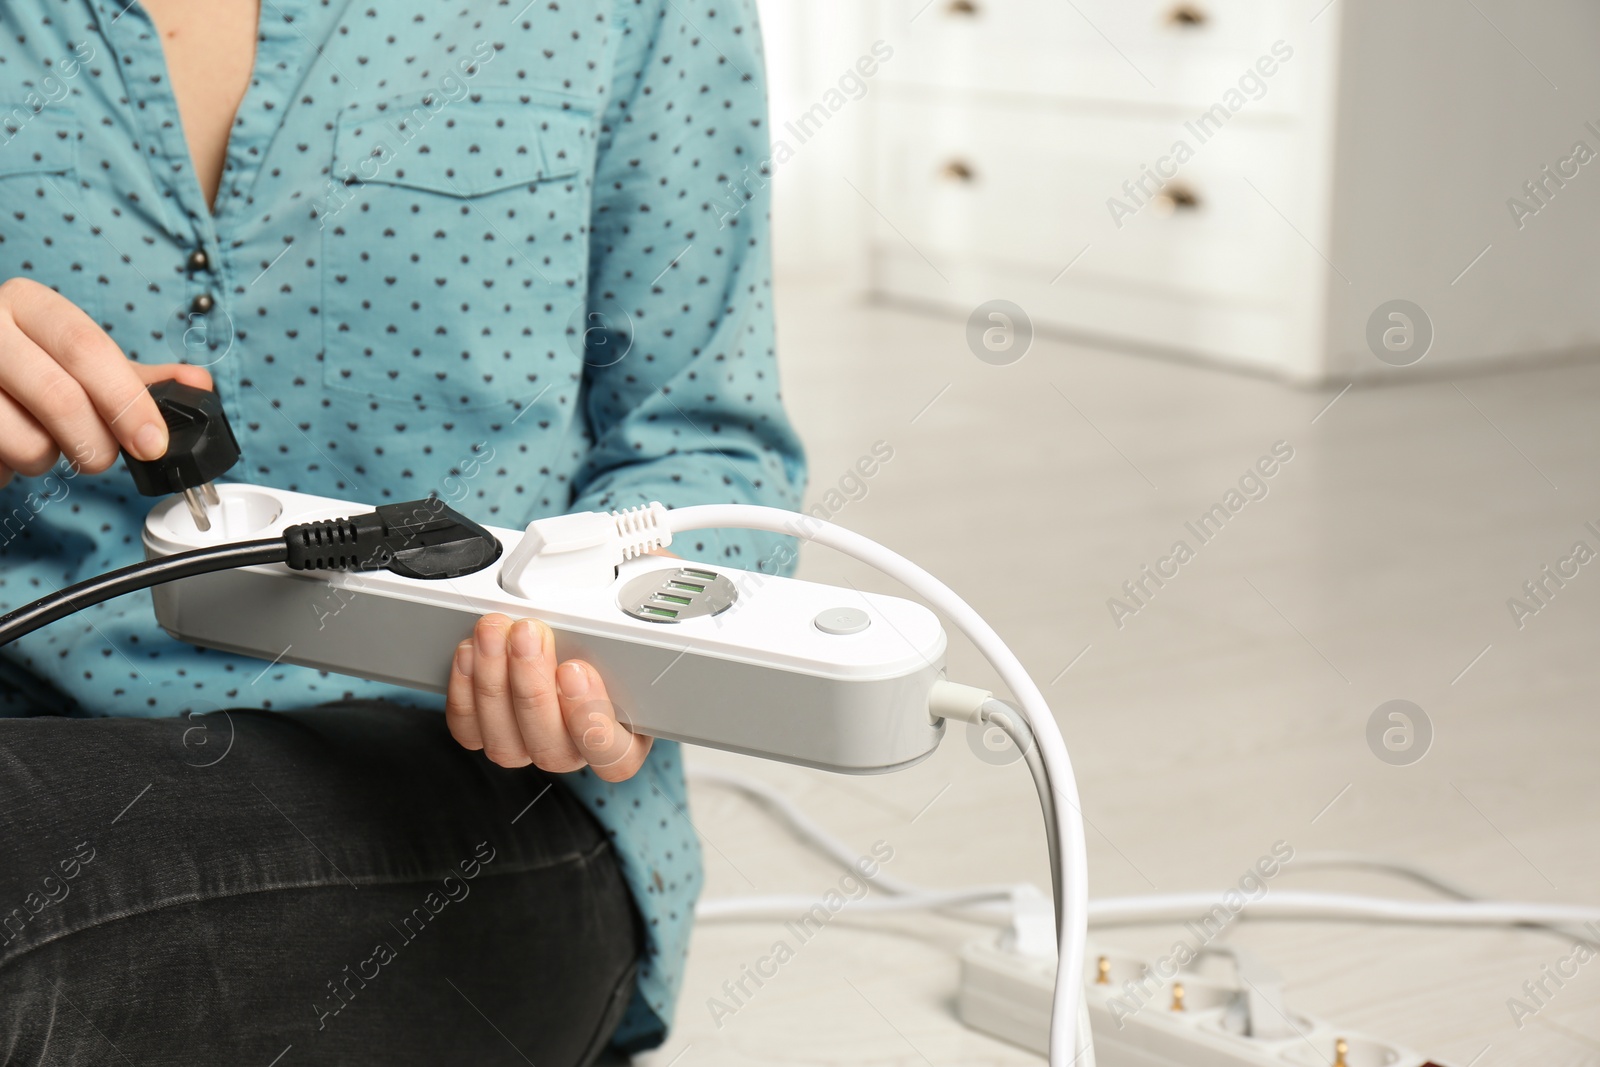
[0, 108, 98, 323]
[320, 95, 594, 410]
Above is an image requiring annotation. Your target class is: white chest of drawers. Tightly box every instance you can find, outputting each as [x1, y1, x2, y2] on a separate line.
[863, 0, 1600, 383]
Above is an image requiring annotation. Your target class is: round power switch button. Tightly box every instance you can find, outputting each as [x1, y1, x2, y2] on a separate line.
[814, 607, 871, 635]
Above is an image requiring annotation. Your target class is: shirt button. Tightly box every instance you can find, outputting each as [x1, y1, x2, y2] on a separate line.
[190, 293, 215, 315]
[186, 249, 210, 272]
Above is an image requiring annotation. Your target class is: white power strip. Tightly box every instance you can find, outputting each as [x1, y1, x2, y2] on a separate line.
[143, 485, 949, 774]
[958, 935, 1444, 1067]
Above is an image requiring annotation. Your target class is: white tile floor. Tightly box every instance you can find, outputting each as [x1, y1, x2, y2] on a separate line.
[633, 279, 1600, 1067]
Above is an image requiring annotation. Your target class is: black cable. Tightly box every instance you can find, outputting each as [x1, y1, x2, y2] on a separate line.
[0, 497, 504, 649]
[0, 540, 288, 647]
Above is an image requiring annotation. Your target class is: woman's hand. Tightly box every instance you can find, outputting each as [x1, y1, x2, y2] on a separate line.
[0, 277, 213, 485]
[445, 614, 652, 782]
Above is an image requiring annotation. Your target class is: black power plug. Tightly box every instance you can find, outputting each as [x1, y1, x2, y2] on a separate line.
[121, 380, 242, 531]
[284, 498, 503, 581]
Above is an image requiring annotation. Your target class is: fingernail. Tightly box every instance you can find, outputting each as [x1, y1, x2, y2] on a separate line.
[510, 621, 539, 660]
[476, 621, 506, 658]
[454, 643, 474, 679]
[557, 660, 589, 700]
[134, 421, 167, 461]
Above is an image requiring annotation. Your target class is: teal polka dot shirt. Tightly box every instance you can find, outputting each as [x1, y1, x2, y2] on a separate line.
[0, 0, 806, 1050]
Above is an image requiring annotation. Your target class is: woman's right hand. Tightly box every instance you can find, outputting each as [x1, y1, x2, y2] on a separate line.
[0, 277, 214, 487]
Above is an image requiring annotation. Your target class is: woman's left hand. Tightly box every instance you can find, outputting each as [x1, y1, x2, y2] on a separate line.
[444, 614, 652, 781]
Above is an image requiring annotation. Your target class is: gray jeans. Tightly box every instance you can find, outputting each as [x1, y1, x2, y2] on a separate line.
[0, 701, 639, 1066]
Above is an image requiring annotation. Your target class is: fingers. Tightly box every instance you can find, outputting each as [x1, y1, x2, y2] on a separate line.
[0, 278, 168, 461]
[444, 639, 483, 752]
[507, 618, 585, 773]
[0, 326, 118, 474]
[0, 280, 214, 480]
[0, 382, 61, 477]
[443, 615, 651, 782]
[555, 659, 652, 783]
[469, 614, 532, 768]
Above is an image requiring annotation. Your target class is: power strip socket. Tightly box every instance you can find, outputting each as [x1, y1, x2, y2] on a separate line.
[143, 485, 947, 774]
[958, 936, 1446, 1066]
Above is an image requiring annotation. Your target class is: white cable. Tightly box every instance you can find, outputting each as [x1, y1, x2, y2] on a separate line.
[697, 887, 1021, 920]
[687, 770, 1472, 917]
[1288, 851, 1600, 947]
[689, 774, 1600, 933]
[663, 504, 1092, 1067]
[981, 697, 1059, 917]
[701, 879, 1600, 931]
[688, 764, 1022, 927]
[686, 765, 931, 898]
[1289, 851, 1482, 900]
[698, 883, 1600, 930]
[1086, 891, 1600, 927]
[688, 718, 1050, 927]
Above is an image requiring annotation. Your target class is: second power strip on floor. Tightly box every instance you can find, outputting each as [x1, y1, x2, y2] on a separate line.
[958, 934, 1448, 1067]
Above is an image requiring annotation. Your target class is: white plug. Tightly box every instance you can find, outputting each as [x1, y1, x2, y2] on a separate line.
[1000, 883, 1057, 960]
[498, 502, 672, 594]
[927, 679, 994, 725]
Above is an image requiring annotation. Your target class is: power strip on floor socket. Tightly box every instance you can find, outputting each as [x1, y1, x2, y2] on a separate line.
[957, 936, 1451, 1067]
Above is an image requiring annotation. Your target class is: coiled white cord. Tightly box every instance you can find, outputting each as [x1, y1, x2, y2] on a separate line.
[662, 504, 1093, 1067]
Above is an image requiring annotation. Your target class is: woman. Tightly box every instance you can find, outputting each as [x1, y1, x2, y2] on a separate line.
[0, 1, 805, 1064]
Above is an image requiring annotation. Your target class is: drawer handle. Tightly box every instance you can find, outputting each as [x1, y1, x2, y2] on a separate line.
[946, 0, 981, 15]
[1164, 4, 1208, 27]
[940, 159, 978, 183]
[1154, 183, 1201, 213]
